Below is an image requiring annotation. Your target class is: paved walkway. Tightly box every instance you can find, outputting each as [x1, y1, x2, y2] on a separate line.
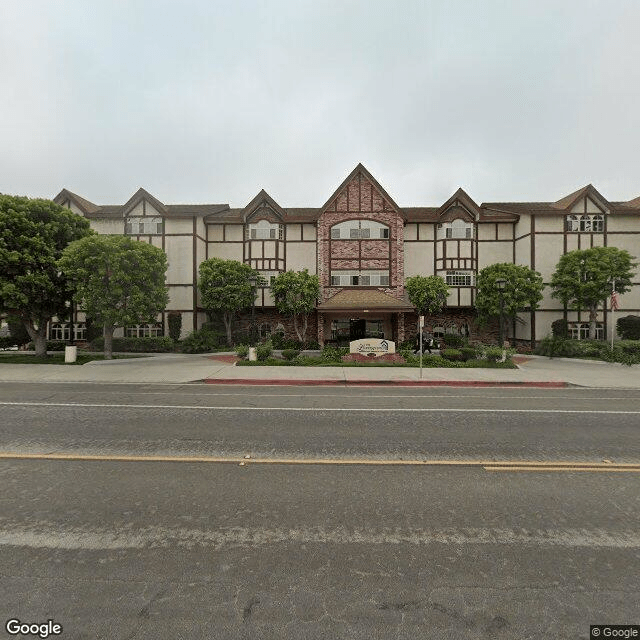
[0, 353, 640, 387]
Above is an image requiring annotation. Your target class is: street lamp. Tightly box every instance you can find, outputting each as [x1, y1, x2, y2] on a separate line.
[248, 275, 258, 346]
[495, 278, 507, 347]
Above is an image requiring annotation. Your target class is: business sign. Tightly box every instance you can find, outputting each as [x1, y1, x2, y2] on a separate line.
[349, 338, 395, 356]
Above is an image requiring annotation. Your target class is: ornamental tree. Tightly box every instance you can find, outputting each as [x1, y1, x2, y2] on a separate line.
[0, 195, 93, 357]
[59, 236, 169, 358]
[475, 263, 544, 323]
[199, 258, 263, 346]
[405, 275, 449, 317]
[550, 247, 637, 340]
[270, 269, 320, 344]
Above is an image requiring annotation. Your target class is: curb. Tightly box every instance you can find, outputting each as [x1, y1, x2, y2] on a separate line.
[203, 379, 569, 387]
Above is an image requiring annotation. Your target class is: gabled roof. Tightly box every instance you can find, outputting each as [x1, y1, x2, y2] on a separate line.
[53, 188, 99, 214]
[437, 188, 481, 221]
[122, 187, 168, 216]
[242, 189, 286, 222]
[320, 163, 405, 220]
[618, 195, 640, 210]
[317, 289, 414, 312]
[551, 184, 609, 211]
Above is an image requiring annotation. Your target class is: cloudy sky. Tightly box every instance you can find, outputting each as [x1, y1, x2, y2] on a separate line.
[1, 0, 639, 208]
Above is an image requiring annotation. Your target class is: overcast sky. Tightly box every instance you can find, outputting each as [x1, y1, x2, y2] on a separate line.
[1, 0, 639, 208]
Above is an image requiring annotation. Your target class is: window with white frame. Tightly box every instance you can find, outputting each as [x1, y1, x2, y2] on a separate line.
[48, 322, 87, 341]
[125, 217, 163, 235]
[259, 271, 281, 287]
[445, 270, 474, 286]
[565, 214, 604, 232]
[443, 219, 473, 239]
[330, 220, 390, 239]
[568, 322, 604, 340]
[330, 270, 390, 286]
[246, 220, 284, 240]
[125, 323, 163, 338]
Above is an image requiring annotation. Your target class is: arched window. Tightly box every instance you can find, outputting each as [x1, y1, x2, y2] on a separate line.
[592, 215, 604, 232]
[566, 215, 580, 232]
[246, 219, 283, 240]
[579, 215, 592, 232]
[568, 322, 604, 340]
[330, 220, 390, 239]
[259, 323, 272, 339]
[444, 219, 473, 239]
[125, 323, 163, 338]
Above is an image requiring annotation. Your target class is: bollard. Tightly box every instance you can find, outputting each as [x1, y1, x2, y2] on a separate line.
[248, 347, 257, 361]
[64, 345, 77, 363]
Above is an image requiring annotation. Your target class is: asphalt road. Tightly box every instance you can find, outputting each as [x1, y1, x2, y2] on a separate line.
[1, 383, 639, 639]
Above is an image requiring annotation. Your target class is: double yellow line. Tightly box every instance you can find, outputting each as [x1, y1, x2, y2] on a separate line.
[0, 452, 638, 472]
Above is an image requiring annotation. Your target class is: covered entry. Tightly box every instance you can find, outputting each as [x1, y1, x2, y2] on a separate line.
[317, 290, 414, 347]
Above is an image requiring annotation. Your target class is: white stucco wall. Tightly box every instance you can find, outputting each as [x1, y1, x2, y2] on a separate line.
[286, 243, 316, 272]
[165, 236, 193, 282]
[404, 243, 434, 277]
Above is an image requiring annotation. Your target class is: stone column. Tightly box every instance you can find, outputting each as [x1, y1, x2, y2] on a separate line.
[317, 312, 325, 347]
[397, 312, 405, 345]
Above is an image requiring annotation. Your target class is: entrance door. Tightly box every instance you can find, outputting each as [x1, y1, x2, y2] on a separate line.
[349, 319, 366, 341]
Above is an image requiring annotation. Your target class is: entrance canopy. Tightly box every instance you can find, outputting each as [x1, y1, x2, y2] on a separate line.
[317, 289, 414, 313]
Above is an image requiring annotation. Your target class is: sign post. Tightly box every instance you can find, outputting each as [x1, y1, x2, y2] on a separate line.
[419, 315, 424, 379]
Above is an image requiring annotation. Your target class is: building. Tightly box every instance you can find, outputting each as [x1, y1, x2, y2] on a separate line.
[53, 163, 640, 346]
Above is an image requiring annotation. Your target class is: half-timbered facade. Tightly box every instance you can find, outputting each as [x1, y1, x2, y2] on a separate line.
[53, 164, 640, 346]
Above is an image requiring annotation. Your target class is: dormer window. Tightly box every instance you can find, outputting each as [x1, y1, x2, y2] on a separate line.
[125, 216, 163, 235]
[330, 220, 390, 239]
[443, 218, 473, 239]
[246, 220, 283, 240]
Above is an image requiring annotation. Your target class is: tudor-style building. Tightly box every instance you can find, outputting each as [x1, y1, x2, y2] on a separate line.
[53, 164, 640, 346]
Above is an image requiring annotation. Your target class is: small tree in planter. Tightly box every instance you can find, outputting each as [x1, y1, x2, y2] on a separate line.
[405, 275, 449, 329]
[168, 311, 182, 342]
[271, 270, 320, 344]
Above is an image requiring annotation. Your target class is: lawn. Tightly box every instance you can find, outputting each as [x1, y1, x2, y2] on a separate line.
[237, 357, 517, 369]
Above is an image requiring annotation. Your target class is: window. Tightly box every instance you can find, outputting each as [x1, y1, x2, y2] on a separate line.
[443, 219, 473, 239]
[330, 220, 390, 239]
[568, 322, 604, 340]
[330, 270, 390, 286]
[445, 270, 474, 286]
[49, 322, 86, 341]
[259, 323, 272, 339]
[565, 214, 604, 232]
[258, 271, 280, 287]
[125, 323, 163, 338]
[125, 217, 163, 235]
[247, 220, 283, 240]
[49, 323, 70, 341]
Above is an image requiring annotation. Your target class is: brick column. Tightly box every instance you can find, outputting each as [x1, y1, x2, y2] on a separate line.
[397, 313, 405, 345]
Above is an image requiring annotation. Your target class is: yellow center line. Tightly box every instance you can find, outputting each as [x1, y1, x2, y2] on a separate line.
[0, 451, 639, 471]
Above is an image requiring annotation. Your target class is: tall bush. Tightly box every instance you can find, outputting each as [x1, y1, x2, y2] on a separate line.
[168, 311, 182, 342]
[617, 315, 640, 340]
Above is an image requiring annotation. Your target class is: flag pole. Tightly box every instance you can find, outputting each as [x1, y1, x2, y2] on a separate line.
[611, 279, 616, 350]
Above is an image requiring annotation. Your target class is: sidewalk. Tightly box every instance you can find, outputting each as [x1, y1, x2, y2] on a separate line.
[1, 352, 640, 387]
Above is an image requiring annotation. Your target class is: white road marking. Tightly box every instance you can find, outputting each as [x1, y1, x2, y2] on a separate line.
[1, 401, 640, 414]
[0, 523, 638, 551]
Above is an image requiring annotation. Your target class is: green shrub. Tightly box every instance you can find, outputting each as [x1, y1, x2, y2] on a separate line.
[181, 328, 226, 353]
[305, 340, 320, 350]
[84, 317, 103, 343]
[617, 316, 640, 340]
[235, 344, 249, 358]
[321, 345, 349, 361]
[0, 336, 19, 349]
[551, 318, 569, 339]
[441, 333, 465, 348]
[483, 345, 505, 362]
[460, 346, 478, 361]
[7, 315, 30, 346]
[167, 311, 182, 342]
[26, 339, 67, 352]
[282, 349, 300, 360]
[91, 336, 175, 353]
[256, 340, 273, 361]
[441, 348, 463, 361]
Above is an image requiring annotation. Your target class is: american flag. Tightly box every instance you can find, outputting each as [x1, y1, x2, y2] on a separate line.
[611, 290, 619, 311]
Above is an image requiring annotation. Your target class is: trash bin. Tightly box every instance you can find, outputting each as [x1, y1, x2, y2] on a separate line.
[248, 347, 257, 361]
[65, 345, 77, 363]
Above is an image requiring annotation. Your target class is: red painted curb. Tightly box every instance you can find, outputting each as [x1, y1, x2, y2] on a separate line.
[203, 379, 568, 388]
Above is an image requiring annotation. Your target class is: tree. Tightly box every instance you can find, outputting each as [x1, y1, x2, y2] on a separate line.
[198, 258, 262, 346]
[0, 195, 93, 357]
[270, 270, 320, 344]
[550, 247, 637, 340]
[475, 263, 544, 325]
[405, 275, 449, 318]
[59, 236, 169, 359]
